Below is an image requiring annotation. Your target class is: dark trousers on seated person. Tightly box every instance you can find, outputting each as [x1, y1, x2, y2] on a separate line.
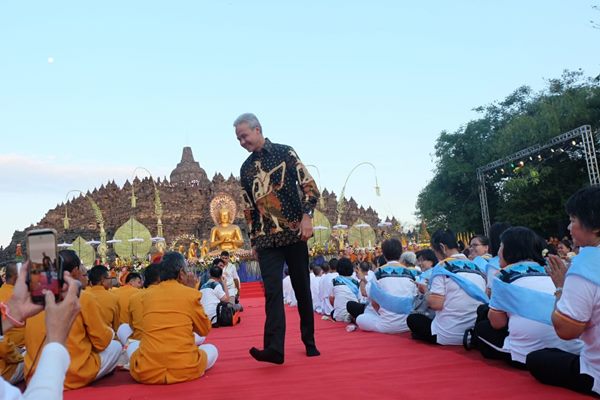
[527, 348, 596, 395]
[473, 319, 527, 368]
[257, 241, 316, 356]
[407, 313, 437, 344]
[346, 301, 366, 320]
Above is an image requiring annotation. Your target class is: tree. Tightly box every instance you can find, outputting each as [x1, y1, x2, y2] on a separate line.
[417, 71, 600, 237]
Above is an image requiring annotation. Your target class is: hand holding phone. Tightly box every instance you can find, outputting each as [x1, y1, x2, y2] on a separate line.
[26, 229, 64, 306]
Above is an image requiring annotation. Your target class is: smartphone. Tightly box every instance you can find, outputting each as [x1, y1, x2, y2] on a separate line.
[26, 228, 63, 305]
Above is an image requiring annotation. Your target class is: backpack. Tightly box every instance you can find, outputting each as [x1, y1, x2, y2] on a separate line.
[213, 301, 241, 327]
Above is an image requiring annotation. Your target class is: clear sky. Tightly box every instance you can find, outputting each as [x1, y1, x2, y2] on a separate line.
[1, 1, 598, 247]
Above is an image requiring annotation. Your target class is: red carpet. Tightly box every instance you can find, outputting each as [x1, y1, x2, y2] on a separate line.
[63, 292, 589, 400]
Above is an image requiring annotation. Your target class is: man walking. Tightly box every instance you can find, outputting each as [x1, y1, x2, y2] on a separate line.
[235, 113, 320, 364]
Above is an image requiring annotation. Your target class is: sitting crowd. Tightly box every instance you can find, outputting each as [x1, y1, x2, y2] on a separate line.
[0, 249, 248, 397]
[2, 186, 599, 397]
[296, 186, 600, 397]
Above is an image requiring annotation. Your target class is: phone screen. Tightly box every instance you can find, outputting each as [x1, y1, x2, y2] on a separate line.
[26, 230, 61, 304]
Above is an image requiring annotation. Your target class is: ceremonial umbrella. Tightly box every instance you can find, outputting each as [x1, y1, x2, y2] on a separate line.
[313, 225, 329, 243]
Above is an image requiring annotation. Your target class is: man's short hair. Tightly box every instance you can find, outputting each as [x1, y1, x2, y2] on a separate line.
[336, 258, 354, 277]
[382, 238, 403, 261]
[126, 272, 142, 284]
[160, 252, 186, 281]
[220, 251, 230, 258]
[233, 113, 262, 133]
[89, 265, 109, 286]
[415, 249, 438, 265]
[143, 263, 161, 288]
[209, 265, 223, 279]
[328, 258, 338, 271]
[212, 258, 225, 267]
[4, 263, 18, 283]
[430, 229, 458, 254]
[58, 250, 81, 273]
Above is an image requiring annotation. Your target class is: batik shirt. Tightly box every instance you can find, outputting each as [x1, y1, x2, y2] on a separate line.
[240, 138, 320, 250]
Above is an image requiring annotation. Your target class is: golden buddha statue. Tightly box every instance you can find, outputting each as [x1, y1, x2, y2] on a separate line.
[200, 240, 209, 258]
[210, 208, 244, 251]
[187, 242, 198, 260]
[208, 193, 245, 252]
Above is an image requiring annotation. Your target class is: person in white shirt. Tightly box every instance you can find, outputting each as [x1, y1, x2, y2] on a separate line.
[355, 239, 418, 334]
[475, 227, 581, 366]
[527, 187, 600, 396]
[282, 268, 297, 307]
[200, 265, 230, 323]
[319, 259, 338, 317]
[220, 251, 243, 312]
[1, 262, 81, 400]
[407, 229, 487, 345]
[310, 265, 322, 313]
[329, 258, 359, 323]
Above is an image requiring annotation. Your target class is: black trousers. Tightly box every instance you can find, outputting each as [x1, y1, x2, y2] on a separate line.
[407, 313, 437, 344]
[257, 241, 315, 356]
[346, 301, 366, 320]
[527, 348, 596, 395]
[473, 320, 512, 362]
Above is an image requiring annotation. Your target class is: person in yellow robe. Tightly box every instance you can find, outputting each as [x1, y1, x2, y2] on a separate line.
[87, 265, 120, 331]
[117, 263, 161, 345]
[112, 272, 142, 325]
[24, 250, 122, 390]
[129, 263, 161, 341]
[128, 252, 217, 384]
[0, 263, 25, 384]
[0, 264, 25, 348]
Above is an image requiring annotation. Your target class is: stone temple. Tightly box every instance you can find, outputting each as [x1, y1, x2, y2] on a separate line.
[0, 147, 381, 262]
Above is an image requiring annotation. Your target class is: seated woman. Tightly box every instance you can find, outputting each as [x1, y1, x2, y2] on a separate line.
[407, 229, 487, 345]
[527, 187, 600, 396]
[474, 226, 581, 367]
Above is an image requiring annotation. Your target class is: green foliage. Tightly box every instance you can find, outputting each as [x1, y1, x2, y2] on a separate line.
[417, 70, 600, 237]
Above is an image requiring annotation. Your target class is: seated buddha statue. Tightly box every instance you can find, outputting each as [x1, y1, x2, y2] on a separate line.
[187, 242, 198, 260]
[210, 208, 244, 252]
[200, 240, 209, 258]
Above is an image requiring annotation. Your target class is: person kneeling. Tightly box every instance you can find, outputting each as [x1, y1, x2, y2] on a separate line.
[129, 252, 217, 384]
[330, 258, 360, 323]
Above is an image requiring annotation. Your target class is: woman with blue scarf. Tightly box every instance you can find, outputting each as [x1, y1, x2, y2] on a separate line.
[474, 227, 581, 367]
[527, 187, 600, 396]
[407, 229, 487, 345]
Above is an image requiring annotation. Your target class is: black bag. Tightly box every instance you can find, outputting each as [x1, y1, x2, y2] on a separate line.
[213, 301, 235, 327]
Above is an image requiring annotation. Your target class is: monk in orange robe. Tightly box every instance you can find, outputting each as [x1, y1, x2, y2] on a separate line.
[112, 272, 142, 325]
[0, 264, 25, 348]
[24, 250, 122, 390]
[129, 252, 217, 384]
[87, 265, 120, 331]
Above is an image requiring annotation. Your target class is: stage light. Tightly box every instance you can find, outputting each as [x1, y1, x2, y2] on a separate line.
[572, 140, 577, 145]
[529, 156, 533, 161]
[537, 154, 542, 160]
[500, 168, 505, 174]
[551, 148, 555, 153]
[510, 163, 515, 168]
[518, 161, 525, 167]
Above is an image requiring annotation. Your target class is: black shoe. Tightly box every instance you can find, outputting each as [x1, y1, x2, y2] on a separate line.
[463, 328, 476, 351]
[306, 346, 320, 357]
[249, 347, 284, 364]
